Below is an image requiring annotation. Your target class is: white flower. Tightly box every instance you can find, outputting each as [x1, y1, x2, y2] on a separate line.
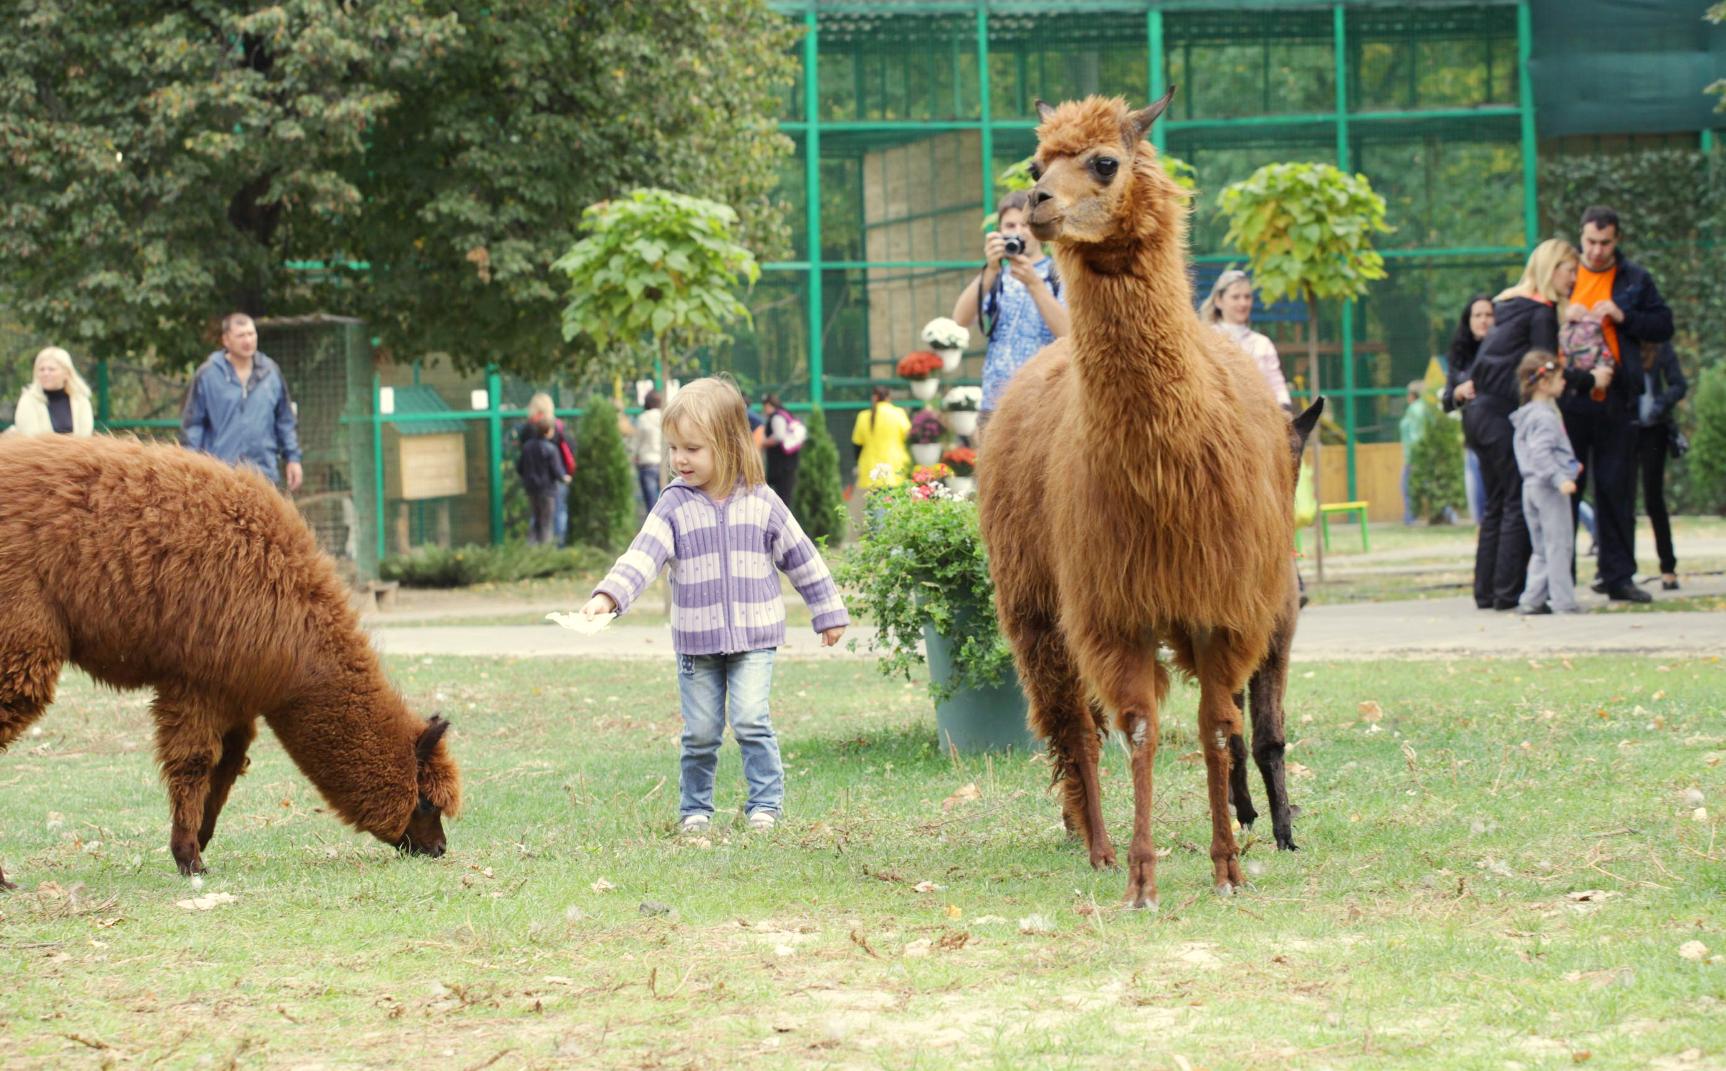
[869, 462, 895, 484]
[941, 385, 982, 412]
[921, 317, 970, 351]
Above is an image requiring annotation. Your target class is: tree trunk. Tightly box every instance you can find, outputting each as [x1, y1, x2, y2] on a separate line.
[1307, 291, 1324, 584]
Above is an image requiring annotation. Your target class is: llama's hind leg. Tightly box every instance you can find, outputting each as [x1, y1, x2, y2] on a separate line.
[1192, 634, 1249, 895]
[1226, 691, 1259, 832]
[0, 600, 69, 889]
[1248, 608, 1300, 851]
[151, 687, 225, 876]
[1006, 614, 1114, 868]
[198, 721, 258, 852]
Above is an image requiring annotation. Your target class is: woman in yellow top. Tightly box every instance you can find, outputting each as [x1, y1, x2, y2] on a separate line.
[851, 385, 910, 487]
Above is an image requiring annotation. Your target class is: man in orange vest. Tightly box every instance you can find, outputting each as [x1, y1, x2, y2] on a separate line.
[1562, 206, 1672, 603]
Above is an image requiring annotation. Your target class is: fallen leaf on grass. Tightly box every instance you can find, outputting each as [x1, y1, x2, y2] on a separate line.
[1018, 914, 1055, 934]
[175, 893, 237, 911]
[903, 938, 932, 958]
[1678, 941, 1709, 961]
[1358, 700, 1383, 723]
[590, 878, 615, 893]
[940, 782, 981, 811]
[1565, 890, 1621, 903]
[912, 880, 944, 894]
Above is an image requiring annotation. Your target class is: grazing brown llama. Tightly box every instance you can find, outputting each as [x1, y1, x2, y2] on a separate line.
[977, 91, 1306, 906]
[0, 436, 461, 888]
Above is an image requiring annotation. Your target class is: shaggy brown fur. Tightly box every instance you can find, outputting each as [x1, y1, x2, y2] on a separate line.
[977, 92, 1300, 907]
[0, 436, 460, 888]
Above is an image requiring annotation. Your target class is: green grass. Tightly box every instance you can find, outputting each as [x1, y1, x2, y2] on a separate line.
[3, 656, 1723, 1069]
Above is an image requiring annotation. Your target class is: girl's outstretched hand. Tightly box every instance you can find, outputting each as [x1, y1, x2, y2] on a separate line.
[820, 626, 846, 647]
[582, 593, 617, 618]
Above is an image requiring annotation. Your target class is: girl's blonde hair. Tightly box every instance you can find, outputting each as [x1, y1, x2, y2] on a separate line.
[1496, 239, 1578, 312]
[34, 346, 92, 399]
[1198, 269, 1251, 324]
[661, 377, 764, 492]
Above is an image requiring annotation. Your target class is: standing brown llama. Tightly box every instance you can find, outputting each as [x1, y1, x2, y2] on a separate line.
[0, 436, 461, 888]
[978, 91, 1307, 907]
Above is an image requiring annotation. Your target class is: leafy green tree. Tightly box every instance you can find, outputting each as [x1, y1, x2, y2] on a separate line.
[554, 189, 759, 386]
[567, 396, 638, 551]
[790, 408, 847, 546]
[1218, 162, 1390, 579]
[0, 1, 796, 375]
[1685, 367, 1726, 516]
[1406, 403, 1466, 524]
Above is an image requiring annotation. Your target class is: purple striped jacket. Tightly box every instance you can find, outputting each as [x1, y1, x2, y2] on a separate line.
[593, 481, 849, 655]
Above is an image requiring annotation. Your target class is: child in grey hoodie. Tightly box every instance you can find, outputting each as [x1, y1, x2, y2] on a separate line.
[1511, 351, 1584, 614]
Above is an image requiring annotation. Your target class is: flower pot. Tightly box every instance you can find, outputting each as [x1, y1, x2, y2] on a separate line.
[922, 624, 1034, 753]
[945, 410, 978, 438]
[910, 442, 944, 466]
[946, 474, 975, 497]
[909, 377, 940, 402]
[935, 347, 963, 374]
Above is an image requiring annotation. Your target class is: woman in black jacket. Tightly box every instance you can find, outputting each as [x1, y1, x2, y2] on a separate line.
[1442, 294, 1494, 521]
[1635, 340, 1688, 589]
[1458, 241, 1610, 609]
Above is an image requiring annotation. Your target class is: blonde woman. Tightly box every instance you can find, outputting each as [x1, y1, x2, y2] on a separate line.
[516, 392, 574, 543]
[1200, 269, 1291, 410]
[9, 347, 95, 437]
[1456, 239, 1610, 611]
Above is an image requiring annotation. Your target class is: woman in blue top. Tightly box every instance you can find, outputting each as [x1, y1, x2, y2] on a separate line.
[950, 191, 1070, 426]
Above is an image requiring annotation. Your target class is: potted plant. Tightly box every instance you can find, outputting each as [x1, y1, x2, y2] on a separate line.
[834, 468, 1030, 753]
[922, 317, 970, 374]
[942, 385, 982, 439]
[941, 445, 977, 496]
[908, 407, 945, 466]
[897, 350, 944, 401]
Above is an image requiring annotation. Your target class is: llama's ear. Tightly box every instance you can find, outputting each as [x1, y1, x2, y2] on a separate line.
[1292, 397, 1326, 449]
[416, 715, 451, 764]
[1125, 85, 1178, 143]
[1034, 98, 1057, 123]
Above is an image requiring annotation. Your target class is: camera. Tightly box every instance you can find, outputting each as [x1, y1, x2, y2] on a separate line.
[1001, 235, 1026, 258]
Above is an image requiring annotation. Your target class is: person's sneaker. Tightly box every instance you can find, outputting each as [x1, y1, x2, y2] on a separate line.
[680, 814, 711, 835]
[1516, 603, 1552, 616]
[746, 810, 778, 832]
[1662, 576, 1680, 591]
[1606, 584, 1652, 604]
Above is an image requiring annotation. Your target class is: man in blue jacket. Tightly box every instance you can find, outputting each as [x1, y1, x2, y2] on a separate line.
[1562, 206, 1672, 603]
[179, 313, 303, 491]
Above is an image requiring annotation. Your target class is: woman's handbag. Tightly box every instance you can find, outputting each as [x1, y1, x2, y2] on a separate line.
[1668, 425, 1690, 460]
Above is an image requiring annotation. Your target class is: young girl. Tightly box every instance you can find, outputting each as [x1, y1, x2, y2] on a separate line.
[1510, 351, 1584, 615]
[581, 378, 848, 833]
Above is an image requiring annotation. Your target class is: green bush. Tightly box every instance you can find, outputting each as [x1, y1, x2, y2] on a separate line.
[790, 407, 848, 546]
[1683, 366, 1726, 516]
[568, 395, 639, 551]
[1406, 404, 1466, 524]
[381, 543, 614, 588]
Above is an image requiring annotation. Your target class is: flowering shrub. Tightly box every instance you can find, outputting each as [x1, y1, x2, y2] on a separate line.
[833, 476, 1011, 699]
[921, 316, 970, 351]
[941, 385, 982, 412]
[941, 446, 976, 476]
[909, 407, 944, 445]
[896, 350, 944, 380]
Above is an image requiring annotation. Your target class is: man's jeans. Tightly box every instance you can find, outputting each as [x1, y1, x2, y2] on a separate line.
[676, 649, 782, 819]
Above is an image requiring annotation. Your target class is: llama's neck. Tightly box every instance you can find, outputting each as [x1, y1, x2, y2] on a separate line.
[1055, 232, 1204, 419]
[266, 659, 418, 843]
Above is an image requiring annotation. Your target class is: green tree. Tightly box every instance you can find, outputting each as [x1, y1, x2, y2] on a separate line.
[567, 396, 638, 551]
[0, 1, 796, 374]
[1685, 367, 1726, 516]
[1406, 404, 1466, 524]
[790, 408, 847, 546]
[1218, 162, 1391, 580]
[554, 189, 759, 386]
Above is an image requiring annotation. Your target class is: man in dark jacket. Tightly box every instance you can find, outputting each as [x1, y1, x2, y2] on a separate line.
[180, 313, 303, 491]
[1562, 206, 1673, 603]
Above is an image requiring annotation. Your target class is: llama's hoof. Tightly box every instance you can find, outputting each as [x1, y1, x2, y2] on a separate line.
[1124, 895, 1159, 912]
[1275, 834, 1300, 852]
[0, 875, 15, 892]
[1214, 881, 1236, 897]
[1090, 848, 1118, 870]
[1123, 860, 1157, 908]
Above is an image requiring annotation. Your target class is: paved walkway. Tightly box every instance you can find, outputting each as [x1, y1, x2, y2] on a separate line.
[367, 575, 1726, 663]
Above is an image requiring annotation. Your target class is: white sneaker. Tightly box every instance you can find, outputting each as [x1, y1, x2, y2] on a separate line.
[746, 810, 778, 832]
[680, 814, 711, 834]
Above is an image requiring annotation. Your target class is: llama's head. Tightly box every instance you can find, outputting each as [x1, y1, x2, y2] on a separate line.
[1025, 90, 1181, 249]
[397, 715, 462, 858]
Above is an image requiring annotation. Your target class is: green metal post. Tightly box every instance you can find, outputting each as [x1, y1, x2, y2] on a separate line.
[96, 359, 110, 424]
[1517, 1, 1538, 248]
[1334, 3, 1357, 499]
[487, 364, 504, 545]
[372, 372, 386, 566]
[1703, 129, 1715, 154]
[803, 10, 824, 406]
[1148, 9, 1166, 154]
[976, 3, 994, 214]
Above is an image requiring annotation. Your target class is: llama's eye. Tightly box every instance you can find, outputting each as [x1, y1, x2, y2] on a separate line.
[1092, 157, 1118, 179]
[1027, 161, 1043, 181]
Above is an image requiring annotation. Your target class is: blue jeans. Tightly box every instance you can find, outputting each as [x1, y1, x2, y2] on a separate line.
[637, 464, 661, 513]
[552, 481, 569, 545]
[1401, 462, 1415, 525]
[676, 649, 782, 818]
[1464, 448, 1485, 524]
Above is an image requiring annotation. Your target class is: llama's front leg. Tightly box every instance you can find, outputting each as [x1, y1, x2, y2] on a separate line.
[198, 721, 258, 852]
[1227, 691, 1259, 831]
[1073, 631, 1164, 908]
[151, 689, 224, 876]
[1195, 644, 1246, 895]
[1122, 706, 1161, 909]
[1, 597, 68, 890]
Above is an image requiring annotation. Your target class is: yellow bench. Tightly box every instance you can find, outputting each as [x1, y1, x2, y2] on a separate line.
[1319, 501, 1370, 552]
